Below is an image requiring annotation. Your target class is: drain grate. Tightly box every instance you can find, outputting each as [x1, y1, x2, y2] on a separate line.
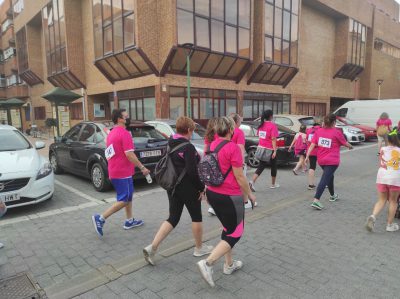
[0, 273, 46, 299]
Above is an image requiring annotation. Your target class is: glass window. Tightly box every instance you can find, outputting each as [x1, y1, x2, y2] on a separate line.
[283, 10, 290, 41]
[284, 0, 291, 10]
[291, 0, 299, 14]
[265, 3, 274, 36]
[282, 41, 290, 64]
[211, 20, 224, 52]
[196, 16, 209, 48]
[226, 99, 236, 115]
[178, 9, 194, 44]
[265, 37, 273, 61]
[195, 0, 209, 16]
[243, 100, 252, 119]
[79, 124, 97, 142]
[113, 17, 123, 53]
[225, 0, 237, 25]
[65, 124, 82, 142]
[274, 38, 282, 64]
[104, 26, 113, 54]
[130, 100, 137, 120]
[275, 117, 293, 126]
[240, 124, 253, 137]
[238, 0, 251, 29]
[177, 0, 193, 11]
[274, 7, 282, 38]
[144, 98, 156, 120]
[170, 97, 185, 119]
[275, 0, 283, 8]
[200, 98, 213, 119]
[192, 98, 199, 119]
[219, 100, 226, 116]
[156, 124, 172, 137]
[226, 25, 237, 54]
[137, 99, 143, 120]
[211, 0, 224, 20]
[239, 28, 250, 58]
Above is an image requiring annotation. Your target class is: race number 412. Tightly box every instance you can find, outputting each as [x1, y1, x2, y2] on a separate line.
[318, 137, 332, 148]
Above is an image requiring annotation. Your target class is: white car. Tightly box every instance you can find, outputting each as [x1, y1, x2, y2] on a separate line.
[0, 125, 54, 208]
[335, 120, 365, 144]
[255, 114, 316, 132]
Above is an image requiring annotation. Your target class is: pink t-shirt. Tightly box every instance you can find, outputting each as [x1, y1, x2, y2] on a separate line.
[376, 119, 392, 128]
[106, 126, 135, 179]
[257, 121, 279, 149]
[231, 127, 245, 145]
[306, 126, 320, 156]
[207, 138, 243, 196]
[311, 127, 347, 166]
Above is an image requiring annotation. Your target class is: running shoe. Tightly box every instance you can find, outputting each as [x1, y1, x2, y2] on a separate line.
[123, 219, 144, 229]
[249, 182, 256, 192]
[223, 260, 243, 275]
[311, 201, 323, 210]
[270, 184, 280, 189]
[386, 223, 399, 232]
[0, 242, 3, 249]
[308, 185, 316, 190]
[365, 215, 376, 232]
[143, 244, 156, 265]
[92, 214, 105, 237]
[292, 169, 298, 176]
[193, 245, 214, 257]
[244, 201, 258, 209]
[197, 259, 215, 287]
[208, 207, 216, 216]
[329, 194, 339, 202]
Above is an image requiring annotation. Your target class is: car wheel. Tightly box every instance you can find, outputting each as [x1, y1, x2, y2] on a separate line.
[50, 152, 63, 174]
[91, 163, 111, 192]
[247, 148, 260, 168]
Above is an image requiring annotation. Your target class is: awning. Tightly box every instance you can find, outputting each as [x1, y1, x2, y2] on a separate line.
[0, 98, 25, 107]
[42, 87, 81, 106]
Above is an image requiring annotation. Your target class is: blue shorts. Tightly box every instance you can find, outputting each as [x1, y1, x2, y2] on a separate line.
[111, 177, 134, 202]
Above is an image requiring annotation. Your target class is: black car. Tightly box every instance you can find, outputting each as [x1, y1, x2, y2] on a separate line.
[240, 121, 297, 168]
[49, 121, 168, 191]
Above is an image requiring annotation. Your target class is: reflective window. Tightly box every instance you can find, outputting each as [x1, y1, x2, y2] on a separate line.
[349, 18, 367, 67]
[117, 87, 155, 121]
[243, 92, 291, 119]
[196, 17, 209, 48]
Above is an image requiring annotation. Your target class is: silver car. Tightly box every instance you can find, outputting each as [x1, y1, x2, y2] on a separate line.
[335, 120, 365, 144]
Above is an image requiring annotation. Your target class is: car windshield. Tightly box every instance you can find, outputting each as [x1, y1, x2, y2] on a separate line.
[0, 130, 31, 151]
[170, 125, 203, 140]
[336, 120, 345, 126]
[127, 126, 167, 143]
[195, 124, 206, 138]
[341, 118, 359, 125]
[299, 117, 315, 126]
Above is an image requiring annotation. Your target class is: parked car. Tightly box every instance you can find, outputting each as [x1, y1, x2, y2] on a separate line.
[240, 121, 297, 168]
[336, 116, 376, 140]
[146, 119, 206, 156]
[335, 120, 365, 144]
[0, 125, 54, 208]
[49, 121, 168, 192]
[254, 114, 316, 132]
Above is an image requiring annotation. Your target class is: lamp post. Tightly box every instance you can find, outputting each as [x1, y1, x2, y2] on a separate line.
[182, 43, 194, 117]
[353, 77, 359, 101]
[377, 79, 383, 100]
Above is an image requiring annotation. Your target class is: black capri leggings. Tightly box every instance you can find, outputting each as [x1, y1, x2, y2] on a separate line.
[309, 156, 317, 171]
[255, 155, 277, 177]
[206, 189, 244, 248]
[166, 179, 202, 228]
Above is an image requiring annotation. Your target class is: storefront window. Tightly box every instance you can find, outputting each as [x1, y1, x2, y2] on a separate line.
[243, 92, 291, 119]
[115, 87, 156, 121]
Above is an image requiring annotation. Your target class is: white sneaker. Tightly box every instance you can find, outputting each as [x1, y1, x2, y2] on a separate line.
[0, 242, 3, 249]
[244, 201, 258, 209]
[270, 184, 280, 189]
[329, 194, 339, 202]
[365, 215, 376, 232]
[249, 182, 256, 192]
[223, 260, 243, 275]
[143, 244, 156, 265]
[386, 223, 399, 232]
[193, 245, 214, 257]
[208, 207, 216, 216]
[197, 259, 215, 287]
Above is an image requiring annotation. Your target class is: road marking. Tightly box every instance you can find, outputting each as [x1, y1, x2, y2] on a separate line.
[55, 180, 104, 203]
[341, 143, 377, 154]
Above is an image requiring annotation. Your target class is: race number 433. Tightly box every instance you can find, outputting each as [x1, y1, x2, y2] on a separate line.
[105, 144, 115, 160]
[318, 137, 332, 148]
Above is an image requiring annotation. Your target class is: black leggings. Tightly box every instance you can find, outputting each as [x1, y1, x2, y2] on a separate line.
[206, 190, 244, 248]
[167, 181, 202, 228]
[255, 156, 277, 177]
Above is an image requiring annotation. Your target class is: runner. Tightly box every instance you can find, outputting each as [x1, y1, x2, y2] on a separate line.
[305, 114, 353, 210]
[143, 117, 212, 265]
[250, 109, 280, 190]
[376, 112, 392, 155]
[289, 124, 307, 175]
[366, 129, 400, 232]
[197, 117, 256, 288]
[92, 109, 150, 237]
[305, 122, 321, 190]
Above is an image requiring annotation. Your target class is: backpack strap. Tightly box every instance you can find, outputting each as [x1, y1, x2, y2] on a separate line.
[212, 139, 232, 179]
[167, 141, 190, 155]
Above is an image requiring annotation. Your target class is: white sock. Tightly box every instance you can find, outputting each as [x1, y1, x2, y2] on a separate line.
[99, 215, 105, 222]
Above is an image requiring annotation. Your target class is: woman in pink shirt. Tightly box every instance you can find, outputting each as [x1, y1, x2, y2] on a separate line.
[376, 112, 392, 154]
[249, 110, 280, 190]
[203, 117, 218, 154]
[197, 117, 256, 288]
[305, 114, 353, 210]
[305, 123, 321, 190]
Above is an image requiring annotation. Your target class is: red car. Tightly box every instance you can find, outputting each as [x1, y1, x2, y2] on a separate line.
[336, 116, 377, 140]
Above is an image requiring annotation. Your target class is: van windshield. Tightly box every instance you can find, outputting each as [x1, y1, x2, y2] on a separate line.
[342, 117, 359, 125]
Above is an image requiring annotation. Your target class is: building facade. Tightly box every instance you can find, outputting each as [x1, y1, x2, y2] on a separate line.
[1, 0, 399, 132]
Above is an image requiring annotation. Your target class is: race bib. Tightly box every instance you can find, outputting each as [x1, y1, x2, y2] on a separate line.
[259, 131, 267, 139]
[308, 134, 314, 142]
[318, 137, 332, 148]
[105, 144, 115, 160]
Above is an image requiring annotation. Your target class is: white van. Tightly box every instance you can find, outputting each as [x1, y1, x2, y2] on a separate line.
[334, 99, 400, 128]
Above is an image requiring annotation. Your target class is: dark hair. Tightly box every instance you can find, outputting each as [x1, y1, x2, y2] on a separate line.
[387, 132, 400, 147]
[205, 117, 218, 143]
[258, 110, 273, 129]
[323, 114, 336, 128]
[299, 124, 306, 133]
[111, 109, 126, 124]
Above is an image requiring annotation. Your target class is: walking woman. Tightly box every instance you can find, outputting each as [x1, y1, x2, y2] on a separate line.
[366, 129, 400, 232]
[197, 117, 256, 288]
[289, 124, 308, 175]
[376, 112, 392, 155]
[203, 117, 218, 153]
[305, 114, 353, 210]
[250, 109, 279, 190]
[306, 122, 321, 190]
[143, 116, 212, 265]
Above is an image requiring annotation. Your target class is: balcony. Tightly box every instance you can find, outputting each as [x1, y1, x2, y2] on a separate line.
[4, 56, 18, 74]
[6, 84, 28, 99]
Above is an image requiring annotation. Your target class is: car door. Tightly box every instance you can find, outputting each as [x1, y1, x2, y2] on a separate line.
[57, 124, 83, 170]
[73, 124, 98, 176]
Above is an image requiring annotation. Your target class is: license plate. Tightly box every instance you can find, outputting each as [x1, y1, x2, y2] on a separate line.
[140, 150, 162, 158]
[0, 193, 20, 202]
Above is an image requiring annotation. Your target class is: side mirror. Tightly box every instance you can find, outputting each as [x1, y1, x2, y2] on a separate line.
[35, 141, 46, 150]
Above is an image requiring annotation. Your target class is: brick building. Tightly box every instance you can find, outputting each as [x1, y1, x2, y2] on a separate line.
[1, 0, 399, 133]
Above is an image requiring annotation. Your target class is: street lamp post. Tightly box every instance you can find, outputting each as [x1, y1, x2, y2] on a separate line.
[377, 79, 383, 100]
[182, 43, 194, 117]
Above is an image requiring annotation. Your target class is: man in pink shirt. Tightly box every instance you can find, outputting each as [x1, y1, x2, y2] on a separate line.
[92, 109, 150, 237]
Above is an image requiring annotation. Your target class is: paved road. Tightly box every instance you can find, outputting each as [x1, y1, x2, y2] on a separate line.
[2, 142, 392, 298]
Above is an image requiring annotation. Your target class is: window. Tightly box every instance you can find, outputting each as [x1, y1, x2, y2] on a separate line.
[34, 106, 46, 120]
[24, 106, 31, 121]
[13, 0, 24, 18]
[296, 102, 326, 117]
[243, 92, 291, 119]
[4, 47, 15, 60]
[115, 87, 155, 121]
[348, 19, 367, 67]
[274, 117, 293, 127]
[64, 124, 82, 142]
[1, 19, 13, 33]
[156, 124, 172, 137]
[177, 0, 251, 58]
[70, 103, 83, 120]
[79, 124, 96, 142]
[374, 38, 400, 60]
[335, 108, 348, 118]
[16, 28, 29, 73]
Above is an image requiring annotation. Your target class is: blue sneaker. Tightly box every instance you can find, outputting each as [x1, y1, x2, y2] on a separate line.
[92, 214, 105, 237]
[123, 219, 144, 230]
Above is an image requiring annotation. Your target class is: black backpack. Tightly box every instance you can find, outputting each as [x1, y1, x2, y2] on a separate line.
[198, 140, 232, 186]
[155, 142, 189, 194]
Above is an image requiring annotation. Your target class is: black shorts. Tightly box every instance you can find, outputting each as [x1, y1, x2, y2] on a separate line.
[309, 156, 317, 170]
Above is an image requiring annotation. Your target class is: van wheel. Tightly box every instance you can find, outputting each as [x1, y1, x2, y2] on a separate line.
[50, 152, 63, 174]
[91, 163, 112, 192]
